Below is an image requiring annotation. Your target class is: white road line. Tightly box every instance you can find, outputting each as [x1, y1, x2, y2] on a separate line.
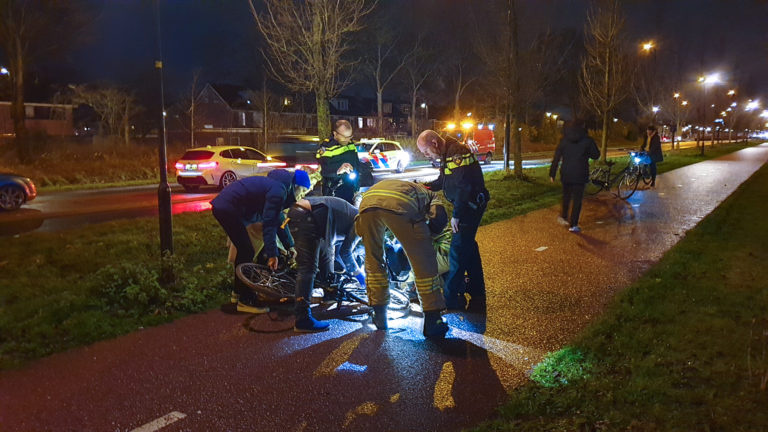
[130, 411, 187, 432]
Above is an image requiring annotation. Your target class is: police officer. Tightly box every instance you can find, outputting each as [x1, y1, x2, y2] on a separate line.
[355, 179, 449, 339]
[316, 119, 361, 205]
[417, 129, 490, 313]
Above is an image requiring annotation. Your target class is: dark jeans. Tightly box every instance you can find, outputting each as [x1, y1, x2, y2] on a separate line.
[212, 206, 257, 303]
[649, 161, 658, 185]
[289, 209, 332, 314]
[445, 206, 486, 304]
[562, 182, 585, 228]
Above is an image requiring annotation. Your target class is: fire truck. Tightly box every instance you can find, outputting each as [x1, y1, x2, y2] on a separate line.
[438, 121, 497, 165]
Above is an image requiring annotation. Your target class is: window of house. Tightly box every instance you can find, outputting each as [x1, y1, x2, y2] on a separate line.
[357, 117, 363, 129]
[330, 98, 348, 111]
[25, 106, 35, 118]
[239, 112, 246, 126]
[366, 118, 375, 128]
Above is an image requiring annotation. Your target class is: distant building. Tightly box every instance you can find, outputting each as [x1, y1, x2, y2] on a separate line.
[0, 102, 74, 138]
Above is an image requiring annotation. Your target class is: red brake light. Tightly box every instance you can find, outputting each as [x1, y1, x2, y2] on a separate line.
[174, 162, 184, 170]
[198, 161, 218, 170]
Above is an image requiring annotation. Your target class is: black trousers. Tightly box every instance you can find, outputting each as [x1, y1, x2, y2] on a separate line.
[212, 206, 258, 303]
[649, 161, 658, 185]
[561, 182, 586, 228]
[445, 206, 486, 304]
[289, 209, 332, 314]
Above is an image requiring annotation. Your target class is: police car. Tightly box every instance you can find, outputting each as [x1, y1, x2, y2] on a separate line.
[356, 138, 411, 173]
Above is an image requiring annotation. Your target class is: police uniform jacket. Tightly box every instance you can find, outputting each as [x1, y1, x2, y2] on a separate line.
[210, 169, 295, 258]
[316, 137, 361, 179]
[360, 179, 442, 223]
[425, 135, 489, 220]
[304, 196, 361, 275]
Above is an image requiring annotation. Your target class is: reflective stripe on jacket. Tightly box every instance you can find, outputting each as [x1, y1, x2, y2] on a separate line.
[359, 179, 441, 222]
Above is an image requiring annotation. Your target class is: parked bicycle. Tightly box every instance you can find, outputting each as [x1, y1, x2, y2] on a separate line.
[585, 151, 653, 199]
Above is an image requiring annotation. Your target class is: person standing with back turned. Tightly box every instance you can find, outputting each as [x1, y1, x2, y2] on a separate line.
[549, 119, 600, 233]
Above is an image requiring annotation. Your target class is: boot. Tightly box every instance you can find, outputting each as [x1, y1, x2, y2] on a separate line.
[294, 301, 330, 333]
[372, 305, 388, 330]
[423, 310, 449, 339]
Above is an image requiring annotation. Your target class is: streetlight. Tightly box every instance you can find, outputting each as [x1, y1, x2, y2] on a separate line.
[0, 67, 8, 75]
[420, 102, 429, 128]
[641, 41, 654, 52]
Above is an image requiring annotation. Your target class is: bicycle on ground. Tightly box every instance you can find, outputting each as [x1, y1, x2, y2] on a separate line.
[585, 151, 653, 200]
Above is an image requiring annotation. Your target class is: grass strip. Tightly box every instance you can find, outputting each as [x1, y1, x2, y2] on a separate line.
[472, 153, 768, 431]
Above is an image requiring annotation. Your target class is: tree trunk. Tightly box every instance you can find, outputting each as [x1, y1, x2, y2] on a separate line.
[410, 92, 417, 137]
[511, 0, 523, 178]
[190, 99, 195, 148]
[316, 89, 330, 139]
[600, 112, 609, 160]
[11, 45, 28, 162]
[123, 100, 130, 146]
[453, 90, 461, 123]
[377, 90, 384, 136]
[262, 75, 268, 152]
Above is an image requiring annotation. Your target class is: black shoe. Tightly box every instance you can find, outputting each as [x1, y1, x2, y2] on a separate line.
[372, 305, 388, 330]
[294, 311, 330, 333]
[423, 311, 448, 339]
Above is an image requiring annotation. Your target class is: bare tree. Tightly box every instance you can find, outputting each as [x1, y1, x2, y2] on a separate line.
[187, 69, 201, 148]
[71, 84, 141, 146]
[0, 0, 91, 161]
[450, 61, 478, 123]
[579, 0, 632, 162]
[362, 29, 418, 136]
[404, 54, 434, 137]
[250, 0, 374, 139]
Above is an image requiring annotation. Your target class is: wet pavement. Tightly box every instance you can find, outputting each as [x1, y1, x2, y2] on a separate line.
[1, 144, 766, 432]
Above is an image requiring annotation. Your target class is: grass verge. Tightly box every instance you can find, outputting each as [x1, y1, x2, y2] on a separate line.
[472, 152, 768, 431]
[0, 141, 759, 370]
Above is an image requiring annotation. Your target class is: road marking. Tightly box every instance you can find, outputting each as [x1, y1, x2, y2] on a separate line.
[342, 401, 379, 428]
[130, 411, 186, 432]
[535, 246, 548, 252]
[433, 361, 456, 410]
[314, 333, 369, 376]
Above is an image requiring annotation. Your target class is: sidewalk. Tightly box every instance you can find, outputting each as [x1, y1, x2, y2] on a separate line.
[1, 144, 766, 432]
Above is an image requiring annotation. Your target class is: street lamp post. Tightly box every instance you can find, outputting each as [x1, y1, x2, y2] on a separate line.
[154, 0, 173, 282]
[420, 102, 429, 130]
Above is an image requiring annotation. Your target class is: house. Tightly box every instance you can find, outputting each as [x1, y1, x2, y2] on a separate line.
[0, 101, 74, 138]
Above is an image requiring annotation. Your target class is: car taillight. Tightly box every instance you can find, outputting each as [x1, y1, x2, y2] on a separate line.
[198, 161, 218, 170]
[174, 162, 184, 170]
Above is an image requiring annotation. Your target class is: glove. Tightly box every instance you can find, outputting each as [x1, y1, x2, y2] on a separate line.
[354, 272, 366, 287]
[288, 247, 297, 260]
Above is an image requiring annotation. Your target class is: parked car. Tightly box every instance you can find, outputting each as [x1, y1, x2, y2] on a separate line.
[174, 145, 286, 192]
[0, 173, 37, 211]
[356, 138, 411, 173]
[267, 134, 322, 170]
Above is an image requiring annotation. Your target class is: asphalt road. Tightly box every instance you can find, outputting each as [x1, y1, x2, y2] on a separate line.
[0, 140, 709, 236]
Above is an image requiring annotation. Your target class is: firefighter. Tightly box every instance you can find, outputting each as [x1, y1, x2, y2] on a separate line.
[317, 119, 361, 205]
[355, 179, 449, 339]
[417, 129, 490, 313]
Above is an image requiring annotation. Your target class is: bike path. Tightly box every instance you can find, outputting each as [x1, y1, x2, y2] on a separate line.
[1, 144, 767, 432]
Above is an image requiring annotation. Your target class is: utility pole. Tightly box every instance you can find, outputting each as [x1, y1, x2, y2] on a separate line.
[155, 0, 174, 279]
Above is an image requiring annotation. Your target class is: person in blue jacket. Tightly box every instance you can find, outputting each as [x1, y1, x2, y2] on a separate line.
[211, 169, 312, 313]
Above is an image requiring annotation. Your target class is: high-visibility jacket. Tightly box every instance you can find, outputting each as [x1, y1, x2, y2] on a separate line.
[360, 180, 442, 222]
[316, 137, 360, 179]
[425, 135, 489, 220]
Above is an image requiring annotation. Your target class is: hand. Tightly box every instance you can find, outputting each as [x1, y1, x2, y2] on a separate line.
[288, 247, 298, 260]
[337, 163, 353, 175]
[267, 256, 279, 271]
[354, 272, 366, 287]
[450, 217, 460, 233]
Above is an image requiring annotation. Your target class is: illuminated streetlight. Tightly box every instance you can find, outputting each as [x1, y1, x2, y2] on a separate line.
[727, 89, 736, 96]
[446, 123, 456, 130]
[613, 118, 618, 123]
[641, 41, 654, 52]
[545, 112, 552, 117]
[552, 114, 558, 120]
[673, 92, 680, 98]
[0, 67, 8, 75]
[731, 102, 737, 107]
[745, 100, 760, 111]
[652, 106, 660, 113]
[466, 112, 472, 117]
[681, 100, 689, 106]
[698, 73, 722, 86]
[420, 102, 426, 109]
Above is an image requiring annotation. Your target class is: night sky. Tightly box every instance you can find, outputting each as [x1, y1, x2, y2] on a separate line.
[63, 0, 768, 102]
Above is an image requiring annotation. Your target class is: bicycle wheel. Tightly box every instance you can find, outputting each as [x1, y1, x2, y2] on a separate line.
[616, 170, 639, 200]
[336, 278, 411, 312]
[640, 164, 653, 185]
[585, 167, 606, 195]
[236, 263, 296, 300]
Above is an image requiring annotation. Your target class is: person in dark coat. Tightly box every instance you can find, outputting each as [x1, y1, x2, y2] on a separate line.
[549, 119, 601, 233]
[286, 196, 363, 332]
[210, 169, 312, 313]
[641, 125, 663, 187]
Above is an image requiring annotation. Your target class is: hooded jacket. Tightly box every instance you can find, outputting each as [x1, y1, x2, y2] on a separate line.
[210, 169, 295, 258]
[549, 125, 601, 184]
